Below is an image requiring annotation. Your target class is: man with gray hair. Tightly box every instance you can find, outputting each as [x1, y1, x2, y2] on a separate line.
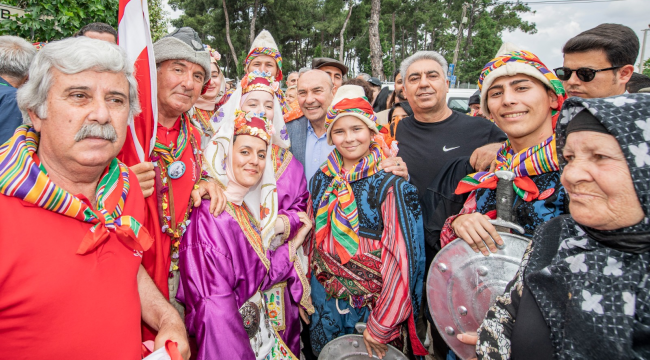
[392, 50, 505, 359]
[118, 27, 226, 343]
[0, 37, 189, 359]
[0, 35, 36, 144]
[394, 51, 505, 197]
[286, 69, 336, 182]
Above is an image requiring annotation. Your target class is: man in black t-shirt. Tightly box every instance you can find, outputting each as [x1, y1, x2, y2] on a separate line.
[394, 51, 506, 198]
[392, 51, 506, 360]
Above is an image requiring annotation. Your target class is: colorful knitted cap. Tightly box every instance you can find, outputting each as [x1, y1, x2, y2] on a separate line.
[478, 45, 566, 128]
[233, 109, 273, 145]
[244, 30, 283, 81]
[325, 85, 379, 145]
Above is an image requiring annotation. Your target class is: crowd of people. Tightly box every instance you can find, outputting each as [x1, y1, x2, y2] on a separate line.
[0, 19, 648, 360]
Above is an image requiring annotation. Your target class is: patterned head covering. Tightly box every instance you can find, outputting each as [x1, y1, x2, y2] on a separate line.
[325, 85, 379, 146]
[233, 110, 272, 145]
[204, 71, 290, 251]
[244, 29, 283, 81]
[555, 93, 650, 246]
[241, 71, 278, 95]
[478, 49, 566, 129]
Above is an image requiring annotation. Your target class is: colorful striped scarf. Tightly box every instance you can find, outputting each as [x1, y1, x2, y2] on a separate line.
[455, 135, 559, 201]
[315, 142, 383, 264]
[478, 50, 566, 128]
[244, 47, 284, 81]
[0, 125, 152, 254]
[154, 113, 190, 165]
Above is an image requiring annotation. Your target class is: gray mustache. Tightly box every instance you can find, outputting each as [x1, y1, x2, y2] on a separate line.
[74, 123, 118, 143]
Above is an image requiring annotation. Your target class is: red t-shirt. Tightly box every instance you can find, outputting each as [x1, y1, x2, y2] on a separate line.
[155, 119, 202, 226]
[0, 170, 146, 359]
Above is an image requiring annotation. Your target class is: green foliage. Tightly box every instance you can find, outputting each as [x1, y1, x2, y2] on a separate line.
[0, 0, 118, 42]
[644, 58, 650, 78]
[149, 0, 170, 42]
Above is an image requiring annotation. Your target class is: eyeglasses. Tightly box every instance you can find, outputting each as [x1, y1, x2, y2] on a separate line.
[553, 66, 622, 82]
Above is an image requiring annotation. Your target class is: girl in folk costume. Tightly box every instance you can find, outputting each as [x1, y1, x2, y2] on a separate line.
[307, 85, 428, 358]
[189, 45, 226, 149]
[177, 72, 314, 359]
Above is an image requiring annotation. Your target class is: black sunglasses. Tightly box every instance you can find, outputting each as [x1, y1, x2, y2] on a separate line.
[553, 66, 622, 82]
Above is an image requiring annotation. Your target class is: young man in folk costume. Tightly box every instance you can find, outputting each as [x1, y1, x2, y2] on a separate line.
[118, 27, 226, 342]
[306, 85, 428, 358]
[190, 45, 226, 149]
[217, 29, 289, 115]
[178, 72, 313, 359]
[441, 47, 569, 255]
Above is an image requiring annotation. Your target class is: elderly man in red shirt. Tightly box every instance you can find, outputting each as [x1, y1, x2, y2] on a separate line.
[0, 37, 189, 359]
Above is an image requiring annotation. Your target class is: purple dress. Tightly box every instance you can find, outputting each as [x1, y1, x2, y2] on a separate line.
[177, 200, 305, 359]
[270, 145, 313, 354]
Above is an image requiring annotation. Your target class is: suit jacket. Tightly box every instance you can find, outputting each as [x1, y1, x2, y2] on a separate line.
[285, 115, 308, 167]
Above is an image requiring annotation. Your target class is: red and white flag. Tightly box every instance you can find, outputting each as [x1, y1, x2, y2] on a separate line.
[117, 0, 158, 164]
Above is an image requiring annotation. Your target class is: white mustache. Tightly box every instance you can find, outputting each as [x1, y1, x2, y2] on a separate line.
[74, 123, 118, 142]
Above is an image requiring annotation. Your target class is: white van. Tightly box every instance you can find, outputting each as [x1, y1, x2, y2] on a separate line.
[446, 88, 477, 114]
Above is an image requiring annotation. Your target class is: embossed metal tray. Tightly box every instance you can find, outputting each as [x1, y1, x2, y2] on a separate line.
[318, 323, 408, 360]
[427, 232, 530, 360]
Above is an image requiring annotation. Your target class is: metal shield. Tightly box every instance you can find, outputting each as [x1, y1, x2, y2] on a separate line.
[427, 232, 530, 360]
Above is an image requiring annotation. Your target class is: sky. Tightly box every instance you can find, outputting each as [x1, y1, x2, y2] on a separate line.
[502, 0, 650, 71]
[163, 0, 650, 72]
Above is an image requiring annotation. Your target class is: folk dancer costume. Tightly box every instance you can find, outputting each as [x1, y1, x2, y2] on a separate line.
[190, 45, 226, 149]
[177, 72, 313, 358]
[217, 30, 289, 115]
[0, 126, 153, 358]
[306, 85, 428, 356]
[117, 27, 211, 341]
[441, 49, 570, 246]
[477, 94, 650, 360]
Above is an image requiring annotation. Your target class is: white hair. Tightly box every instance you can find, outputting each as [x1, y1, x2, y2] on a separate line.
[16, 37, 140, 125]
[400, 51, 449, 80]
[0, 35, 36, 80]
[357, 72, 371, 81]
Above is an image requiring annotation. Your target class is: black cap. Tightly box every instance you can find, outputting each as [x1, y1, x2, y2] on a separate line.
[312, 57, 349, 76]
[368, 77, 382, 87]
[468, 89, 481, 106]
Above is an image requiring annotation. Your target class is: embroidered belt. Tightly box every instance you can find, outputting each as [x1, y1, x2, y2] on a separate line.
[312, 248, 383, 309]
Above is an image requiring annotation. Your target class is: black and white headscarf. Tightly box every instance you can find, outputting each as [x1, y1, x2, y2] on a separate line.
[524, 93, 650, 359]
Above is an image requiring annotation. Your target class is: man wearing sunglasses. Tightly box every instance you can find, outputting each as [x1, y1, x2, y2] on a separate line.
[555, 23, 638, 99]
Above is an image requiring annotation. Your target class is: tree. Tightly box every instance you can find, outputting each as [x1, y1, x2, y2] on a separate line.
[0, 0, 118, 41]
[644, 59, 650, 77]
[148, 0, 170, 42]
[168, 0, 536, 81]
[339, 1, 353, 62]
[368, 0, 383, 79]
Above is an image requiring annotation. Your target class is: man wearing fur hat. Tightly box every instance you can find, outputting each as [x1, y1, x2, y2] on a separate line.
[119, 27, 226, 343]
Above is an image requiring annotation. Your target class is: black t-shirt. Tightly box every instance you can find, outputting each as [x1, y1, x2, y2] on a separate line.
[395, 110, 507, 197]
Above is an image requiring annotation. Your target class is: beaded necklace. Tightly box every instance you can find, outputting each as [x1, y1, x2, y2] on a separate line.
[152, 113, 202, 276]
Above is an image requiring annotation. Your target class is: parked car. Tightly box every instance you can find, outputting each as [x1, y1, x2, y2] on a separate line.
[446, 88, 477, 114]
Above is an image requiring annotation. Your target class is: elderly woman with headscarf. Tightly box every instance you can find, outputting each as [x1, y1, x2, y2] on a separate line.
[176, 74, 313, 359]
[467, 93, 650, 359]
[190, 46, 226, 149]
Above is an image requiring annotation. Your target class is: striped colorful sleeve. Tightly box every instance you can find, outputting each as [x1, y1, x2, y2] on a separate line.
[440, 190, 479, 248]
[366, 187, 413, 343]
